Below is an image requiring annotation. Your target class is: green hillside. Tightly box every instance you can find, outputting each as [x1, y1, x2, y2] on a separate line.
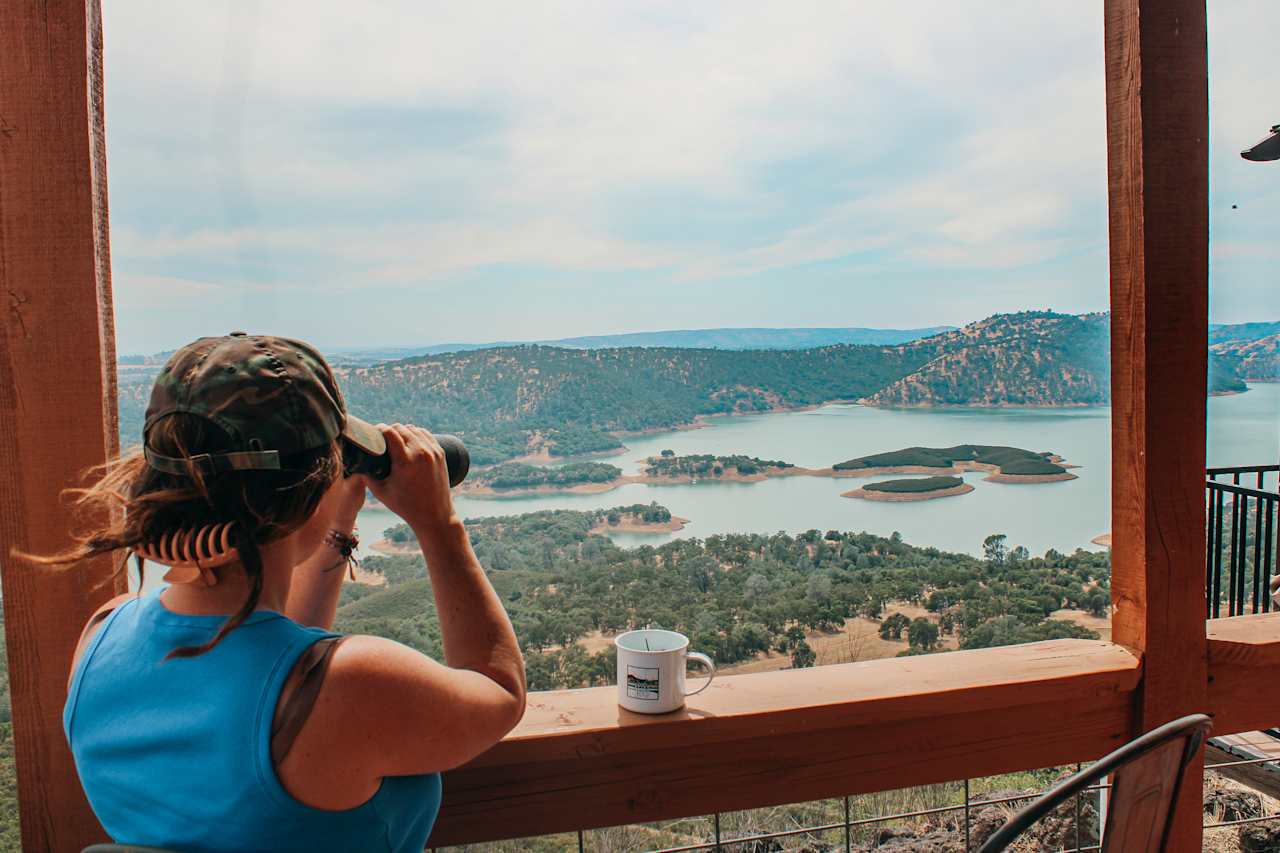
[115, 311, 1256, 462]
[337, 506, 1108, 691]
[1212, 334, 1279, 383]
[333, 344, 927, 464]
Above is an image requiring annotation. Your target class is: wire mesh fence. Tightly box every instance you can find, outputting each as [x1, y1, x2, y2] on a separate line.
[435, 756, 1280, 853]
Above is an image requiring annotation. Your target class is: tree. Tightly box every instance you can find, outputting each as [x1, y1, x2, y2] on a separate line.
[1009, 545, 1030, 566]
[744, 573, 772, 602]
[983, 534, 1008, 567]
[908, 617, 940, 651]
[879, 612, 910, 640]
[790, 640, 816, 669]
[1085, 589, 1110, 618]
[660, 448, 675, 457]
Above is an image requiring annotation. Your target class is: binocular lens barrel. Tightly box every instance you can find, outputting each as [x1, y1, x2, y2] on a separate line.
[346, 433, 470, 488]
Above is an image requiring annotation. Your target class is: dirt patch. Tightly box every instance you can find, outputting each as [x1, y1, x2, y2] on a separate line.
[1051, 608, 1111, 642]
[348, 565, 387, 586]
[368, 538, 418, 556]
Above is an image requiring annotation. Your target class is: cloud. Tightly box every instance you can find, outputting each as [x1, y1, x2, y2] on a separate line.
[101, 1, 1277, 350]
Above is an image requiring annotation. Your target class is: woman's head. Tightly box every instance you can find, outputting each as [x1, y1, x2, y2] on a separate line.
[26, 332, 381, 656]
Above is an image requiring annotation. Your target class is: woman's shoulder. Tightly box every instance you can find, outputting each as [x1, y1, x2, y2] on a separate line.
[68, 592, 142, 688]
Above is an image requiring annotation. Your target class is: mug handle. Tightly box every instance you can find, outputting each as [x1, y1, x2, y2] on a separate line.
[684, 651, 716, 696]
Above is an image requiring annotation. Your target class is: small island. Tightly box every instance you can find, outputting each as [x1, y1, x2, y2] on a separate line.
[368, 503, 687, 554]
[834, 444, 1077, 484]
[461, 461, 625, 496]
[458, 452, 856, 497]
[642, 451, 794, 482]
[588, 503, 690, 534]
[843, 475, 975, 502]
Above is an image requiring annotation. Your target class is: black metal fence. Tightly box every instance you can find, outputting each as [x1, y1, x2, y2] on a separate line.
[1206, 465, 1279, 618]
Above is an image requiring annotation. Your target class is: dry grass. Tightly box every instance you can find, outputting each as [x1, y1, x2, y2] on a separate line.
[1050, 608, 1112, 641]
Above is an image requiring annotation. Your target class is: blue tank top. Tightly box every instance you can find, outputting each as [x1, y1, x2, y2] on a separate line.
[64, 588, 442, 853]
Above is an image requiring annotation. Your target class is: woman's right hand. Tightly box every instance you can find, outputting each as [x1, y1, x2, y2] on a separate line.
[366, 423, 458, 537]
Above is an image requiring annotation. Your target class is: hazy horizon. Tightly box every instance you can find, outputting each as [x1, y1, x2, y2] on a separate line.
[104, 1, 1278, 352]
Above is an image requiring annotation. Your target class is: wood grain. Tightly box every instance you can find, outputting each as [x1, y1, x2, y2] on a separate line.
[0, 1, 119, 849]
[1104, 0, 1210, 849]
[1207, 613, 1280, 734]
[430, 640, 1140, 846]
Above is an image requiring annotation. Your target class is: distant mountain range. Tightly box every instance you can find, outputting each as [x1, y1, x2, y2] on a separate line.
[115, 312, 1273, 464]
[319, 326, 955, 366]
[119, 326, 951, 366]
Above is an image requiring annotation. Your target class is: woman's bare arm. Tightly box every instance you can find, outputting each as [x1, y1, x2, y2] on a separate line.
[280, 424, 525, 794]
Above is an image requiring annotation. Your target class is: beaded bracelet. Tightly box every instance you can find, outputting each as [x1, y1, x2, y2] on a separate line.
[322, 528, 360, 581]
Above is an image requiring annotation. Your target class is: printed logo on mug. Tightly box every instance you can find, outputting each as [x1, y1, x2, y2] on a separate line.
[615, 629, 715, 714]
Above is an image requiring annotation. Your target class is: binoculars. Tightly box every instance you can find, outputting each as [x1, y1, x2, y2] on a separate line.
[342, 433, 470, 488]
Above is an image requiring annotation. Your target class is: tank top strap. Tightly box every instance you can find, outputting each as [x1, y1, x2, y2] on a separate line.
[271, 635, 347, 764]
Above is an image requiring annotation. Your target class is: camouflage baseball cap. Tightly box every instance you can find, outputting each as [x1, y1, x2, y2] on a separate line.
[142, 331, 384, 476]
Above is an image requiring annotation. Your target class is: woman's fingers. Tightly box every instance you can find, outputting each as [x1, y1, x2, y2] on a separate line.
[382, 423, 413, 466]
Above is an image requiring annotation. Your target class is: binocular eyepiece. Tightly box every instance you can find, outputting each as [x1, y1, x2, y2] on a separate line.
[342, 433, 470, 488]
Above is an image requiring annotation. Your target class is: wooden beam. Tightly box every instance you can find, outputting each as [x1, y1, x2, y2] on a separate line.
[1104, 0, 1210, 849]
[1206, 613, 1280, 734]
[0, 0, 119, 849]
[430, 640, 1141, 846]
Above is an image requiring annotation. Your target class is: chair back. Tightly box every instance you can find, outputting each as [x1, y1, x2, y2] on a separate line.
[976, 713, 1211, 853]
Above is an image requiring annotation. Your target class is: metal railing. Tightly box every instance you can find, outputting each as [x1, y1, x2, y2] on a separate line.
[1206, 465, 1279, 618]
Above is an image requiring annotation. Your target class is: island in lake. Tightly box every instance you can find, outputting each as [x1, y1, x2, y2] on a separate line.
[843, 475, 975, 502]
[834, 444, 1078, 484]
[369, 503, 687, 554]
[458, 452, 865, 497]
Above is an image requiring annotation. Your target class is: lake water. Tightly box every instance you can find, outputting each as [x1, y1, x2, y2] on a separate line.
[356, 384, 1279, 558]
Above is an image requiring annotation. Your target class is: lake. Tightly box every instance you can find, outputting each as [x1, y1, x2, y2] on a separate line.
[356, 383, 1279, 558]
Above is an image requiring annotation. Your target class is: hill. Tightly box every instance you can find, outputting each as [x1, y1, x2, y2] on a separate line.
[862, 311, 1246, 407]
[1210, 321, 1280, 345]
[1212, 334, 1279, 382]
[115, 311, 1257, 460]
[333, 344, 927, 464]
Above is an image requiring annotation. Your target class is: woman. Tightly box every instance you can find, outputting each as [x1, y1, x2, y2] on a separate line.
[41, 332, 526, 852]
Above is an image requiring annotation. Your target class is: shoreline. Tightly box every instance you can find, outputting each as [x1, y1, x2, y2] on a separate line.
[841, 483, 975, 502]
[984, 472, 1078, 484]
[368, 538, 419, 556]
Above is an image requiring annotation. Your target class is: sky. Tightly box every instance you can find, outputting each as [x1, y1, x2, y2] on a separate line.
[103, 1, 1280, 354]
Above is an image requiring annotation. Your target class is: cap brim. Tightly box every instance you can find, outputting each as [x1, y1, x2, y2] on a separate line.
[342, 415, 386, 456]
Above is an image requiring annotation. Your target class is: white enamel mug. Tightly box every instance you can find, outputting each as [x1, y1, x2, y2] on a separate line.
[615, 629, 716, 714]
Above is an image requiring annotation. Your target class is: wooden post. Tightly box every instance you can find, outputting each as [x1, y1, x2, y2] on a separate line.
[0, 0, 119, 849]
[1104, 0, 1209, 850]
